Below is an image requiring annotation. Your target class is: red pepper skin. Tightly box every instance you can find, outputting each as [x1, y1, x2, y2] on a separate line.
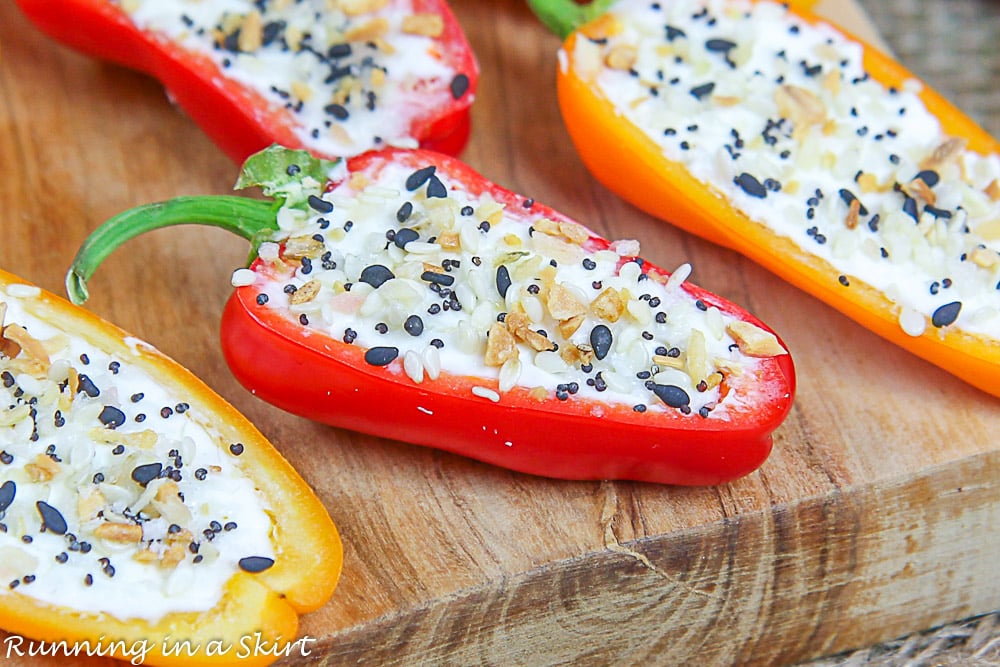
[220, 148, 796, 486]
[13, 0, 479, 162]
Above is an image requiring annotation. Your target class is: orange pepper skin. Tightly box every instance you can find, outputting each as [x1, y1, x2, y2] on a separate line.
[553, 4, 1000, 399]
[0, 269, 342, 666]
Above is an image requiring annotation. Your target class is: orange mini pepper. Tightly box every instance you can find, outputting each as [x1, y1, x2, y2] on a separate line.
[530, 0, 1000, 398]
[0, 268, 341, 666]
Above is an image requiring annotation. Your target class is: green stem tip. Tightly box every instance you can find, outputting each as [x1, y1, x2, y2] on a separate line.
[65, 195, 279, 305]
[526, 0, 618, 39]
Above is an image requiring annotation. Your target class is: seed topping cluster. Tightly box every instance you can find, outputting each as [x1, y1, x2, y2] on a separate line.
[0, 288, 274, 623]
[116, 0, 472, 156]
[573, 0, 1000, 340]
[244, 157, 787, 418]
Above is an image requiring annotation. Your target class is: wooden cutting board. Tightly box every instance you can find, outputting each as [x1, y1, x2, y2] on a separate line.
[1, 1, 997, 665]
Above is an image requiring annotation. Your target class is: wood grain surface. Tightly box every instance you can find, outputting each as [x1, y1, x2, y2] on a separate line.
[0, 1, 998, 666]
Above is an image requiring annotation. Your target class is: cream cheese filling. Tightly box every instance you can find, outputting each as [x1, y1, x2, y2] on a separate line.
[0, 286, 274, 623]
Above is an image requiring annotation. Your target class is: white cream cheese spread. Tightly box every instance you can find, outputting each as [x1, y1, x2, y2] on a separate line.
[569, 0, 1000, 339]
[0, 286, 274, 623]
[239, 155, 788, 419]
[116, 0, 466, 156]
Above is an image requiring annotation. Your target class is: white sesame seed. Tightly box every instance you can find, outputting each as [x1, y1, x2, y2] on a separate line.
[403, 350, 424, 383]
[230, 268, 257, 288]
[5, 284, 41, 298]
[422, 345, 441, 380]
[498, 358, 521, 393]
[257, 242, 281, 262]
[471, 386, 501, 402]
[665, 263, 692, 291]
[898, 308, 927, 337]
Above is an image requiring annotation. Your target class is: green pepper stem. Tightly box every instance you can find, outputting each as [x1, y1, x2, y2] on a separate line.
[66, 195, 278, 305]
[526, 0, 618, 39]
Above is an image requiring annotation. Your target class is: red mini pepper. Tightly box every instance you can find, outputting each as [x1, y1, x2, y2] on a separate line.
[14, 0, 479, 161]
[528, 0, 1000, 399]
[67, 146, 795, 486]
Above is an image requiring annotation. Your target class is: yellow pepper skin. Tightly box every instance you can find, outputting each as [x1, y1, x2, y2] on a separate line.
[546, 1, 1000, 399]
[0, 268, 342, 666]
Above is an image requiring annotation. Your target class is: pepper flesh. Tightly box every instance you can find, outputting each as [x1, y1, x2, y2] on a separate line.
[67, 146, 795, 486]
[529, 0, 1000, 398]
[13, 0, 479, 161]
[0, 268, 342, 666]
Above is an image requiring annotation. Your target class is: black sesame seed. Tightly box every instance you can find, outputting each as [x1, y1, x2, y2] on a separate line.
[0, 451, 12, 465]
[0, 480, 15, 513]
[404, 315, 425, 337]
[394, 227, 419, 249]
[36, 501, 67, 535]
[359, 264, 395, 288]
[55, 552, 69, 564]
[450, 73, 470, 99]
[112, 444, 125, 455]
[405, 165, 437, 191]
[706, 38, 737, 52]
[364, 347, 399, 366]
[396, 202, 414, 223]
[239, 556, 275, 573]
[931, 301, 962, 328]
[131, 462, 163, 487]
[307, 194, 333, 213]
[130, 392, 144, 403]
[76, 374, 100, 398]
[324, 103, 349, 120]
[256, 293, 269, 306]
[735, 173, 767, 198]
[422, 271, 455, 287]
[160, 406, 173, 418]
[590, 325, 613, 361]
[375, 322, 389, 334]
[838, 275, 850, 287]
[690, 82, 715, 100]
[426, 175, 448, 199]
[839, 188, 869, 216]
[230, 443, 245, 456]
[665, 25, 686, 41]
[652, 384, 690, 409]
[98, 405, 126, 429]
[195, 468, 208, 481]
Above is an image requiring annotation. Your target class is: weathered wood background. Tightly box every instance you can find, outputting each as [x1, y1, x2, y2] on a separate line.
[0, 0, 997, 665]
